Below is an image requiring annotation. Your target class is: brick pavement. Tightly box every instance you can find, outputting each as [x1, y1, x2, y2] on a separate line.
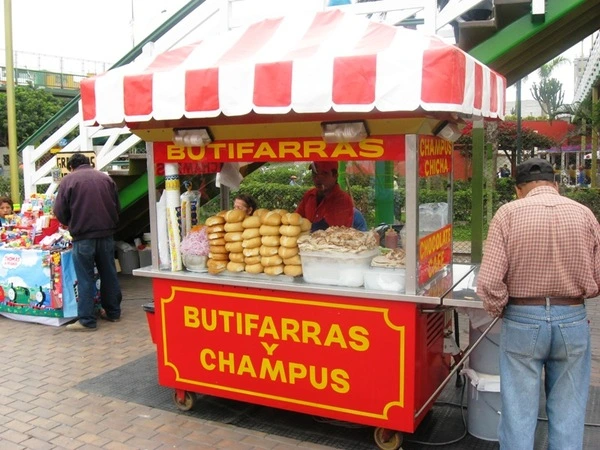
[0, 274, 599, 449]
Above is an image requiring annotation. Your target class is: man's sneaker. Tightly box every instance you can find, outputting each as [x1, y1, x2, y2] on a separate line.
[65, 321, 97, 332]
[99, 311, 120, 322]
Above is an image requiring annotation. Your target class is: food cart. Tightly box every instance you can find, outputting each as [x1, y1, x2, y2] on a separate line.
[80, 10, 505, 449]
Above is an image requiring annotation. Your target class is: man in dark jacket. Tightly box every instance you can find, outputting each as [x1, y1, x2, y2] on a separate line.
[54, 153, 122, 331]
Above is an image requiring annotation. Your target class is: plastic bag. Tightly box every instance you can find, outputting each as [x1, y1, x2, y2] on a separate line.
[419, 202, 449, 232]
[156, 191, 171, 270]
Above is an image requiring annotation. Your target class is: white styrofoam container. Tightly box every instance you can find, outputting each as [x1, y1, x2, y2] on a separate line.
[364, 267, 406, 293]
[300, 249, 379, 287]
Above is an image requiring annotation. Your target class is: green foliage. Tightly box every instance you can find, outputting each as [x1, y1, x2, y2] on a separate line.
[0, 86, 67, 147]
[564, 188, 600, 220]
[530, 78, 565, 122]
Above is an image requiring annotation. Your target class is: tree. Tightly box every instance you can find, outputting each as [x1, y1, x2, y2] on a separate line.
[530, 56, 569, 123]
[0, 86, 66, 147]
[456, 121, 557, 171]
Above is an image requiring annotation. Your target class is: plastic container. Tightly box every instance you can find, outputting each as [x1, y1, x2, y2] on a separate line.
[463, 369, 501, 441]
[300, 249, 379, 287]
[469, 318, 502, 375]
[117, 249, 140, 275]
[364, 267, 406, 292]
[138, 248, 152, 267]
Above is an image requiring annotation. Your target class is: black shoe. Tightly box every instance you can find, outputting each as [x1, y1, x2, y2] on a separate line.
[99, 311, 120, 322]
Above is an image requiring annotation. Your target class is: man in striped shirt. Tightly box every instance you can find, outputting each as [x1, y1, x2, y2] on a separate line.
[477, 158, 600, 449]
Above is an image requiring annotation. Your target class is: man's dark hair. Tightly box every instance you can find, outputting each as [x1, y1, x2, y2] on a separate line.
[67, 153, 91, 171]
[235, 193, 257, 214]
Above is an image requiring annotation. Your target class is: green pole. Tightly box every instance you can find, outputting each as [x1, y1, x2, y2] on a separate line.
[471, 120, 485, 264]
[4, 0, 20, 206]
[374, 161, 394, 224]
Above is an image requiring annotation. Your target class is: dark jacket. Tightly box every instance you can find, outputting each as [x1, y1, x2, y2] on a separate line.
[53, 165, 120, 240]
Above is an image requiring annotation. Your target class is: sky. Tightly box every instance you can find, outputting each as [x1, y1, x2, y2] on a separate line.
[0, 0, 596, 104]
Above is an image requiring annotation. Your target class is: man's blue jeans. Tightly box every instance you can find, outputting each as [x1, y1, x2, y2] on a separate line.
[72, 237, 122, 327]
[499, 303, 590, 450]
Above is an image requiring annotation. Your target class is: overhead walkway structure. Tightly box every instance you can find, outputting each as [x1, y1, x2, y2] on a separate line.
[19, 0, 600, 242]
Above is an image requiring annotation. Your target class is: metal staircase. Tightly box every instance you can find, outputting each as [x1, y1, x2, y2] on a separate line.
[18, 0, 600, 242]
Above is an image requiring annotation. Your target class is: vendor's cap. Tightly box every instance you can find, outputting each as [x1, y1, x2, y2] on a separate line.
[516, 158, 555, 185]
[310, 161, 338, 174]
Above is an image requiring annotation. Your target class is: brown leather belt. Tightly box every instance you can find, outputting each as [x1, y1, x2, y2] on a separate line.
[508, 297, 584, 306]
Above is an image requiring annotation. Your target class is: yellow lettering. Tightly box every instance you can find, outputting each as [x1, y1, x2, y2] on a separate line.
[183, 306, 200, 328]
[309, 366, 328, 390]
[261, 342, 279, 356]
[330, 369, 350, 393]
[358, 138, 385, 158]
[254, 142, 277, 159]
[281, 319, 300, 342]
[218, 351, 235, 373]
[167, 146, 186, 160]
[199, 348, 216, 370]
[187, 146, 205, 161]
[219, 310, 234, 333]
[244, 313, 260, 336]
[301, 321, 322, 345]
[279, 141, 302, 159]
[208, 142, 226, 159]
[288, 363, 307, 384]
[237, 355, 257, 377]
[258, 316, 280, 339]
[201, 308, 217, 331]
[348, 326, 370, 351]
[260, 358, 287, 382]
[331, 142, 358, 159]
[324, 324, 347, 349]
[237, 142, 255, 159]
[303, 141, 327, 159]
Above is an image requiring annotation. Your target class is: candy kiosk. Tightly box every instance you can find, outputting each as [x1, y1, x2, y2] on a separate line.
[80, 10, 505, 449]
[0, 194, 83, 326]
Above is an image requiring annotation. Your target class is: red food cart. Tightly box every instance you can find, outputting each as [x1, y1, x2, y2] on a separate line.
[80, 10, 505, 449]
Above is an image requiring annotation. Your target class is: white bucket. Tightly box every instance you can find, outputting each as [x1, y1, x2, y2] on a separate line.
[469, 318, 502, 375]
[463, 369, 501, 441]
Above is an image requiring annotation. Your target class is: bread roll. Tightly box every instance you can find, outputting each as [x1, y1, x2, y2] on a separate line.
[208, 232, 225, 240]
[242, 216, 261, 228]
[299, 218, 311, 232]
[281, 212, 302, 226]
[207, 259, 227, 271]
[259, 225, 280, 236]
[207, 224, 225, 233]
[261, 235, 280, 247]
[225, 209, 246, 223]
[272, 209, 289, 216]
[264, 265, 284, 275]
[283, 255, 302, 266]
[224, 221, 244, 232]
[227, 261, 245, 272]
[208, 253, 229, 261]
[225, 241, 243, 253]
[205, 215, 225, 226]
[279, 225, 301, 237]
[217, 210, 228, 217]
[278, 246, 298, 259]
[284, 264, 303, 277]
[209, 245, 228, 254]
[253, 208, 269, 218]
[260, 245, 279, 257]
[224, 231, 243, 242]
[208, 266, 226, 275]
[242, 228, 260, 240]
[242, 246, 260, 257]
[261, 255, 283, 267]
[279, 235, 298, 248]
[244, 255, 261, 265]
[209, 237, 226, 246]
[228, 252, 245, 263]
[261, 211, 282, 226]
[245, 263, 264, 274]
[242, 237, 262, 249]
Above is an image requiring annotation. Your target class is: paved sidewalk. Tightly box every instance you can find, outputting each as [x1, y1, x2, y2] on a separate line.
[0, 274, 598, 449]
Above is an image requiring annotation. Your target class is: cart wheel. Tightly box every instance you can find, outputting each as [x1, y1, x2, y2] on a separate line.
[374, 427, 403, 450]
[172, 390, 196, 411]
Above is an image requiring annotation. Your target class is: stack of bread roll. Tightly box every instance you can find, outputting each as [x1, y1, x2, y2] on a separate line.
[279, 213, 310, 276]
[259, 210, 285, 275]
[241, 213, 262, 273]
[206, 214, 228, 274]
[223, 209, 246, 273]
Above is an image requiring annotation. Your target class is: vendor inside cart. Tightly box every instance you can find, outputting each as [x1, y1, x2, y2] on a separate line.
[295, 161, 354, 231]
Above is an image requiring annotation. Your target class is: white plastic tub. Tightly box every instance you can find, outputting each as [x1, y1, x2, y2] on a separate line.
[300, 249, 379, 287]
[364, 267, 406, 293]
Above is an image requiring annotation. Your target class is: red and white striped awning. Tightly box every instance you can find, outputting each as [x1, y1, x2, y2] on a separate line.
[81, 9, 506, 128]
